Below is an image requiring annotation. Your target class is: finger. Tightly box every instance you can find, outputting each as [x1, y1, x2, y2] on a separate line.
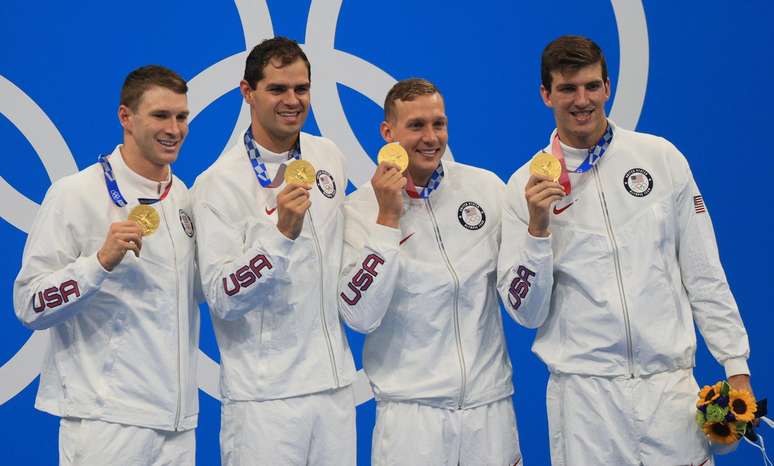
[526, 179, 564, 197]
[531, 190, 566, 207]
[378, 162, 401, 173]
[287, 182, 312, 191]
[117, 239, 141, 258]
[280, 186, 311, 203]
[116, 232, 143, 252]
[526, 174, 555, 189]
[526, 186, 565, 203]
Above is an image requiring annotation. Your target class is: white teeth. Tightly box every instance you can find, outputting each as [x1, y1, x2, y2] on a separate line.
[157, 139, 177, 147]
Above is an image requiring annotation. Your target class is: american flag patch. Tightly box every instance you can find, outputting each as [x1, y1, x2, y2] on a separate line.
[693, 195, 706, 213]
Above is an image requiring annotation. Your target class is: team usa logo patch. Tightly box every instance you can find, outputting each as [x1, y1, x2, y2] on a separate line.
[623, 168, 653, 197]
[179, 209, 194, 237]
[315, 170, 336, 198]
[457, 201, 486, 230]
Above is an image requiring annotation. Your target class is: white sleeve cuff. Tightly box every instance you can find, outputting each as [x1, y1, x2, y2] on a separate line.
[85, 253, 110, 283]
[370, 223, 401, 249]
[525, 232, 552, 258]
[266, 224, 296, 256]
[723, 357, 750, 378]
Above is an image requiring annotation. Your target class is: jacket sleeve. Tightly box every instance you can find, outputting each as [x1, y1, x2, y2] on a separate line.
[193, 184, 295, 322]
[497, 171, 555, 329]
[672, 145, 750, 378]
[13, 182, 109, 330]
[337, 194, 401, 333]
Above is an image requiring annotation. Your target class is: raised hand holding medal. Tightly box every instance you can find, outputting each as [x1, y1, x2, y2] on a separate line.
[373, 142, 408, 228]
[525, 151, 566, 238]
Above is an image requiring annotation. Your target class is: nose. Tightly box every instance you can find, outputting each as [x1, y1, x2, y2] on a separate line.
[283, 89, 301, 107]
[574, 87, 590, 107]
[420, 126, 438, 144]
[165, 118, 181, 136]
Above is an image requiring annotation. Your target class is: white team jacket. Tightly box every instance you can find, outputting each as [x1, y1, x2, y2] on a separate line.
[497, 120, 750, 379]
[14, 146, 200, 431]
[192, 133, 355, 401]
[338, 160, 514, 409]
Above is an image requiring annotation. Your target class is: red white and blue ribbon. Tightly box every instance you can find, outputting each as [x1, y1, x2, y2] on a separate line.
[98, 153, 172, 207]
[405, 162, 444, 199]
[551, 121, 614, 195]
[243, 128, 300, 188]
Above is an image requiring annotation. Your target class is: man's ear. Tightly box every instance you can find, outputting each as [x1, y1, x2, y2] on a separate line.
[540, 84, 553, 108]
[118, 105, 132, 131]
[380, 120, 394, 143]
[239, 80, 253, 103]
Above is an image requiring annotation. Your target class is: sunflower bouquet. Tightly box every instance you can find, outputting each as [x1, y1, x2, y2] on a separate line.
[696, 380, 774, 465]
[696, 381, 759, 444]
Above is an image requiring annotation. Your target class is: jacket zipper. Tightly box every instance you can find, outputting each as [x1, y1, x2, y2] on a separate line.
[160, 202, 184, 429]
[592, 166, 635, 377]
[307, 210, 340, 386]
[425, 198, 467, 408]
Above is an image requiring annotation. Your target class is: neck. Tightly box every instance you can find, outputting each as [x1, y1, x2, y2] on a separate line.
[119, 143, 168, 182]
[251, 123, 297, 153]
[557, 121, 608, 150]
[408, 165, 436, 187]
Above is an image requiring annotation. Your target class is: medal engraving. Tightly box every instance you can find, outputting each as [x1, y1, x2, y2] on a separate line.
[377, 142, 409, 173]
[284, 160, 316, 185]
[128, 205, 160, 236]
[530, 151, 562, 182]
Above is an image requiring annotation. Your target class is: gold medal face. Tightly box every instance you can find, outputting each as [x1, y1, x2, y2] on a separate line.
[128, 204, 160, 236]
[530, 151, 562, 182]
[377, 142, 409, 173]
[284, 160, 316, 185]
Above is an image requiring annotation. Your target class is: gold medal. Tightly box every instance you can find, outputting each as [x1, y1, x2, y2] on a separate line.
[284, 159, 316, 185]
[530, 151, 563, 182]
[128, 204, 160, 236]
[377, 142, 409, 173]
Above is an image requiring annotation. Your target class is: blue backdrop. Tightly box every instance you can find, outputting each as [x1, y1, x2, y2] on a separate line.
[1, 1, 772, 464]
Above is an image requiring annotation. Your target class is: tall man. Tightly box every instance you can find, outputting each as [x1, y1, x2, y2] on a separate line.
[14, 65, 199, 465]
[192, 37, 356, 465]
[498, 35, 752, 465]
[338, 78, 523, 466]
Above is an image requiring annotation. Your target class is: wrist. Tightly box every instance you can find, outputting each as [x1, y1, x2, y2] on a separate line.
[528, 226, 550, 238]
[376, 212, 400, 228]
[97, 250, 114, 272]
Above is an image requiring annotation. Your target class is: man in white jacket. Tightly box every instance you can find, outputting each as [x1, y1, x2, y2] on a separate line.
[14, 65, 199, 465]
[192, 37, 356, 465]
[338, 78, 523, 466]
[498, 35, 753, 465]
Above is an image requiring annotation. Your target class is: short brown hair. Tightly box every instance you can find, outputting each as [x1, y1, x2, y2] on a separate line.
[541, 35, 608, 92]
[120, 65, 187, 110]
[384, 78, 442, 122]
[244, 37, 311, 89]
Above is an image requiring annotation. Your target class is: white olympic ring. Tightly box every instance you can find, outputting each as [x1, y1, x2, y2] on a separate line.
[0, 0, 649, 407]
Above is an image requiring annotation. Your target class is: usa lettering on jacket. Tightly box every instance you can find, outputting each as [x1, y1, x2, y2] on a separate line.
[223, 254, 272, 296]
[508, 265, 535, 310]
[340, 254, 384, 305]
[32, 280, 80, 312]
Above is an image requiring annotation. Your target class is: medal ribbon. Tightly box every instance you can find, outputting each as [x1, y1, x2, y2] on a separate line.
[550, 122, 614, 195]
[98, 154, 172, 207]
[405, 163, 445, 199]
[243, 128, 301, 188]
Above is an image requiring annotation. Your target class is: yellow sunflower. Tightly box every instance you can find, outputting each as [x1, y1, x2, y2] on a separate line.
[728, 389, 757, 422]
[697, 382, 723, 407]
[702, 422, 739, 444]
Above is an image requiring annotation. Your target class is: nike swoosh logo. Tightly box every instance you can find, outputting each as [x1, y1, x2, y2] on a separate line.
[399, 233, 414, 246]
[265, 206, 277, 215]
[553, 202, 574, 215]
